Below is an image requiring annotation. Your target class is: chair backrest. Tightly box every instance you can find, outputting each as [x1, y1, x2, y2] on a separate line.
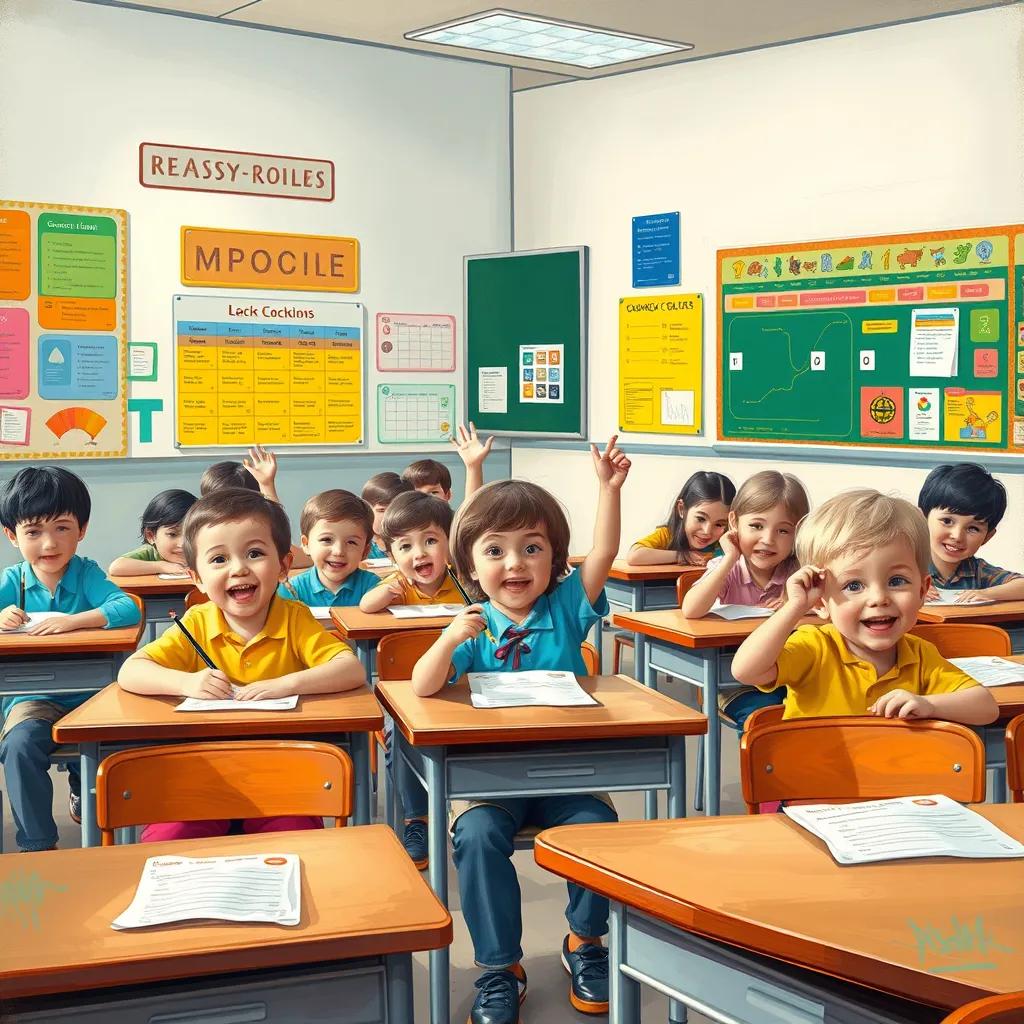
[941, 992, 1024, 1024]
[908, 623, 1011, 657]
[1006, 713, 1024, 803]
[580, 641, 599, 675]
[744, 703, 785, 732]
[676, 569, 702, 606]
[184, 588, 209, 609]
[96, 740, 352, 844]
[740, 717, 985, 813]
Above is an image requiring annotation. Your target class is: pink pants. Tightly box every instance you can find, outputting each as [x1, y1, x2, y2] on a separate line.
[141, 816, 324, 842]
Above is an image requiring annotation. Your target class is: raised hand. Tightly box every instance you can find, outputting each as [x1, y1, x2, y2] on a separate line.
[451, 422, 494, 469]
[590, 435, 631, 490]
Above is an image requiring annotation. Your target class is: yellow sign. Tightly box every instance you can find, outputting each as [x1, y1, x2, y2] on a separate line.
[943, 389, 1001, 444]
[618, 293, 702, 434]
[181, 226, 359, 292]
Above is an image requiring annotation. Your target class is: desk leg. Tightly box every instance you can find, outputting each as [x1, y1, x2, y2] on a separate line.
[351, 731, 371, 826]
[609, 902, 639, 1024]
[991, 767, 1007, 804]
[384, 713, 396, 831]
[80, 743, 99, 848]
[358, 640, 374, 680]
[424, 747, 449, 1024]
[667, 736, 686, 820]
[704, 652, 721, 817]
[385, 952, 414, 1024]
[638, 634, 658, 820]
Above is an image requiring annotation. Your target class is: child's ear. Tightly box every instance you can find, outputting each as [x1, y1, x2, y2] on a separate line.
[919, 573, 931, 601]
[188, 568, 205, 591]
[985, 526, 997, 545]
[361, 537, 372, 559]
[300, 534, 311, 555]
[443, 489, 452, 503]
[279, 549, 294, 580]
[4, 527, 18, 548]
[77, 523, 88, 541]
[676, 498, 686, 517]
[728, 510, 738, 530]
[812, 600, 830, 621]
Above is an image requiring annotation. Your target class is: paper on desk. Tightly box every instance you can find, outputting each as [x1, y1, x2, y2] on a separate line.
[950, 656, 1024, 687]
[784, 795, 1024, 865]
[708, 602, 773, 620]
[364, 557, 395, 568]
[177, 683, 299, 712]
[927, 589, 997, 606]
[7, 611, 68, 633]
[308, 606, 334, 621]
[112, 853, 301, 929]
[468, 670, 598, 709]
[388, 603, 464, 618]
[157, 572, 191, 580]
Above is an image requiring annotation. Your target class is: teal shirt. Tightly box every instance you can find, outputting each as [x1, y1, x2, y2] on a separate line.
[449, 569, 608, 679]
[1, 556, 141, 714]
[369, 540, 388, 559]
[278, 566, 380, 607]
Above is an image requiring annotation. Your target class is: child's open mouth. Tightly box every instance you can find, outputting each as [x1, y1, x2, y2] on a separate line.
[941, 542, 965, 556]
[414, 560, 436, 579]
[325, 559, 348, 573]
[861, 615, 897, 633]
[227, 583, 258, 603]
[752, 548, 775, 559]
[502, 578, 531, 594]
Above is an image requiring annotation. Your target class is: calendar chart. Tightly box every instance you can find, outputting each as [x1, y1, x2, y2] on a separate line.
[376, 312, 455, 371]
[377, 383, 454, 444]
[174, 294, 364, 447]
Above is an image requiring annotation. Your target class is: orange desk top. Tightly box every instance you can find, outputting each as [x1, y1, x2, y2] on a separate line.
[0, 825, 451, 1000]
[0, 620, 145, 657]
[110, 574, 193, 597]
[536, 806, 1024, 1010]
[53, 683, 383, 743]
[991, 654, 1024, 721]
[568, 556, 696, 583]
[917, 599, 1024, 625]
[613, 608, 822, 650]
[376, 673, 707, 747]
[329, 606, 459, 642]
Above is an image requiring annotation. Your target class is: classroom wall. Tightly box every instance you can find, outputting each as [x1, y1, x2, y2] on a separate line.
[0, 0, 510, 567]
[512, 6, 1024, 567]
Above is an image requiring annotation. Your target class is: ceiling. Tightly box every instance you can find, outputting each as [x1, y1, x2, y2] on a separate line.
[87, 0, 1016, 90]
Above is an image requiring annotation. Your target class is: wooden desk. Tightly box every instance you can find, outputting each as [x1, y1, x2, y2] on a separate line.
[535, 807, 1024, 1022]
[53, 683, 384, 842]
[376, 673, 707, 1024]
[1, 825, 451, 1024]
[918, 599, 1024, 651]
[612, 608, 821, 817]
[330, 606, 458, 677]
[110, 573, 193, 641]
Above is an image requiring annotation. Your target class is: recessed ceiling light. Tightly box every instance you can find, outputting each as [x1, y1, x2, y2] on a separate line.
[406, 9, 693, 69]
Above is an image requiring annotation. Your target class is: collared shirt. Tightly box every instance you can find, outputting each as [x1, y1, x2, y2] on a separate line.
[449, 569, 608, 679]
[118, 543, 160, 562]
[382, 571, 464, 606]
[764, 623, 977, 719]
[0, 556, 141, 713]
[701, 554, 796, 606]
[632, 525, 722, 558]
[279, 566, 379, 608]
[139, 595, 352, 681]
[369, 540, 388, 559]
[929, 555, 1023, 590]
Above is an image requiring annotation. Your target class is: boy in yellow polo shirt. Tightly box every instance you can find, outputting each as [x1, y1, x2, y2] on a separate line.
[732, 489, 998, 725]
[118, 487, 365, 841]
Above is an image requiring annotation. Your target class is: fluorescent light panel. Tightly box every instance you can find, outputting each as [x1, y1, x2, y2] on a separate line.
[406, 10, 692, 69]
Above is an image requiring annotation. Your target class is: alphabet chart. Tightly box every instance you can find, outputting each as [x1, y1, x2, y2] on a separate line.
[375, 312, 455, 371]
[376, 383, 454, 444]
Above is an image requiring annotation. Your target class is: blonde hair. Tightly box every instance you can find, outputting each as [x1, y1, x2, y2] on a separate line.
[731, 470, 809, 523]
[796, 489, 929, 573]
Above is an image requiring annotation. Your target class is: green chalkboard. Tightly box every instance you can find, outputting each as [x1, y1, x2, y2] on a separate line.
[465, 247, 587, 438]
[718, 227, 1021, 452]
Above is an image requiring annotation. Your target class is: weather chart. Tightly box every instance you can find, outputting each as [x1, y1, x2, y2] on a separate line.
[0, 200, 128, 458]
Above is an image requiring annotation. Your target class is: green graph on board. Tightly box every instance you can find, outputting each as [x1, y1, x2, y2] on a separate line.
[726, 312, 854, 438]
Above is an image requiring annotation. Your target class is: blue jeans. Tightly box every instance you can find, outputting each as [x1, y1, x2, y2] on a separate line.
[452, 795, 617, 968]
[0, 718, 80, 852]
[386, 726, 428, 820]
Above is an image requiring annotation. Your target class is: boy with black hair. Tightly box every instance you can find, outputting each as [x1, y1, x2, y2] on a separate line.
[0, 466, 140, 851]
[917, 463, 1024, 601]
[361, 471, 414, 559]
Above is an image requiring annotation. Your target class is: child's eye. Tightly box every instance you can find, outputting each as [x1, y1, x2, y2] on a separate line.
[968, 525, 982, 534]
[210, 554, 226, 564]
[484, 545, 502, 557]
[939, 517, 953, 526]
[525, 543, 542, 555]
[843, 580, 863, 593]
[889, 575, 911, 587]
[426, 537, 438, 546]
[247, 548, 265, 559]
[399, 543, 411, 552]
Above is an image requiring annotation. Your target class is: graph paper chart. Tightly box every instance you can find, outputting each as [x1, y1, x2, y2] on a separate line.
[377, 383, 455, 443]
[376, 312, 455, 372]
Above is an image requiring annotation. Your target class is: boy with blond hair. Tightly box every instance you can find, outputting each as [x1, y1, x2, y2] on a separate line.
[733, 489, 997, 725]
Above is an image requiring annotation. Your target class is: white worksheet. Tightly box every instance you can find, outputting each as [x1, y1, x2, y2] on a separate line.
[7, 611, 68, 633]
[928, 589, 996, 606]
[177, 683, 299, 712]
[387, 604, 464, 618]
[708, 602, 773, 620]
[950, 656, 1024, 687]
[157, 572, 191, 580]
[364, 558, 395, 569]
[468, 670, 598, 709]
[308, 606, 334, 621]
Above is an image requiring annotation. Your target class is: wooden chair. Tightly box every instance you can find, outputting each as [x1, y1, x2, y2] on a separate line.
[941, 993, 1024, 1023]
[96, 740, 352, 845]
[184, 588, 209, 609]
[740, 717, 985, 814]
[744, 703, 785, 732]
[1006, 713, 1024, 803]
[611, 569, 702, 674]
[909, 622, 1011, 657]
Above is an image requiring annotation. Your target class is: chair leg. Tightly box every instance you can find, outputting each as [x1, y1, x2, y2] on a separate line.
[694, 734, 705, 813]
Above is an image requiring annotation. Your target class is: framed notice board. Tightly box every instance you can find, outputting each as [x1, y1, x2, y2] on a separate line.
[718, 226, 1022, 452]
[465, 247, 587, 438]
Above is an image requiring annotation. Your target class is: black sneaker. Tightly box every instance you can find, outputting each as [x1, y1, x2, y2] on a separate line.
[468, 966, 526, 1024]
[69, 790, 82, 825]
[561, 935, 609, 1014]
[402, 818, 428, 870]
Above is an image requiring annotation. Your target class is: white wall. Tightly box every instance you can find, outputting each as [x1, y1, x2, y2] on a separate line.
[513, 7, 1024, 567]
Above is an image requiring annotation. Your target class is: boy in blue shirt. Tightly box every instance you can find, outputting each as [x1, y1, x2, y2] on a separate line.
[0, 466, 140, 851]
[279, 489, 379, 608]
[361, 472, 413, 560]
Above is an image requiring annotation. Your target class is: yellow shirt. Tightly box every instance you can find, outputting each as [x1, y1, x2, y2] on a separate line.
[764, 624, 977, 719]
[141, 596, 353, 682]
[632, 525, 672, 550]
[384, 571, 464, 606]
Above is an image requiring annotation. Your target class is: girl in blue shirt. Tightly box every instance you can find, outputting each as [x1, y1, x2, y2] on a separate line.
[412, 438, 630, 1024]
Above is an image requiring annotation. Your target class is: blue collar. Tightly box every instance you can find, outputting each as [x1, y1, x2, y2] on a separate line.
[485, 590, 555, 639]
[22, 555, 81, 596]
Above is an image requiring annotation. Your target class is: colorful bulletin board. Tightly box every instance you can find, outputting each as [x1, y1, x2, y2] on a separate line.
[618, 293, 702, 434]
[174, 294, 364, 448]
[0, 200, 127, 458]
[465, 247, 587, 439]
[718, 226, 1022, 452]
[376, 383, 455, 444]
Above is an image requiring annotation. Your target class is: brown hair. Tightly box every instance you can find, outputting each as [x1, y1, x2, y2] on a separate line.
[183, 488, 291, 569]
[361, 471, 413, 507]
[200, 461, 259, 495]
[402, 458, 452, 494]
[381, 491, 454, 549]
[450, 480, 570, 601]
[300, 489, 373, 539]
[731, 470, 810, 524]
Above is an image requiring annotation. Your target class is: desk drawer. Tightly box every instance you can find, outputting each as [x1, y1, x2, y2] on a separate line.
[447, 741, 670, 799]
[11, 962, 387, 1024]
[0, 657, 116, 696]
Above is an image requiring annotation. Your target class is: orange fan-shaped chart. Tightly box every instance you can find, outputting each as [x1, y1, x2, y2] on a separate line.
[46, 407, 107, 446]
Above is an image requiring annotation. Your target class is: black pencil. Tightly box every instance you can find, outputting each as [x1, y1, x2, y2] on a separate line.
[18, 567, 25, 612]
[446, 565, 497, 645]
[168, 610, 218, 670]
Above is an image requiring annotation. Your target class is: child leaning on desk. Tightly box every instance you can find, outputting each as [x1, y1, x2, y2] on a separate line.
[411, 438, 630, 1024]
[117, 487, 365, 841]
[0, 467, 140, 852]
[731, 489, 998, 726]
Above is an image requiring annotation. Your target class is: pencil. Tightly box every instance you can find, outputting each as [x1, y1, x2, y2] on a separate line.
[168, 610, 218, 670]
[18, 567, 25, 612]
[446, 566, 497, 645]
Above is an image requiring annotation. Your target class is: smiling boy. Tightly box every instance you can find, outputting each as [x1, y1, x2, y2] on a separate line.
[732, 489, 997, 725]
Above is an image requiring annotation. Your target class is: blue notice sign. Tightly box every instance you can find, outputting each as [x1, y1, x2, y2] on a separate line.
[632, 212, 680, 288]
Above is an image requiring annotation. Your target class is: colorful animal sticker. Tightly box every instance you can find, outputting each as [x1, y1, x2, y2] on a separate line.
[897, 248, 924, 269]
